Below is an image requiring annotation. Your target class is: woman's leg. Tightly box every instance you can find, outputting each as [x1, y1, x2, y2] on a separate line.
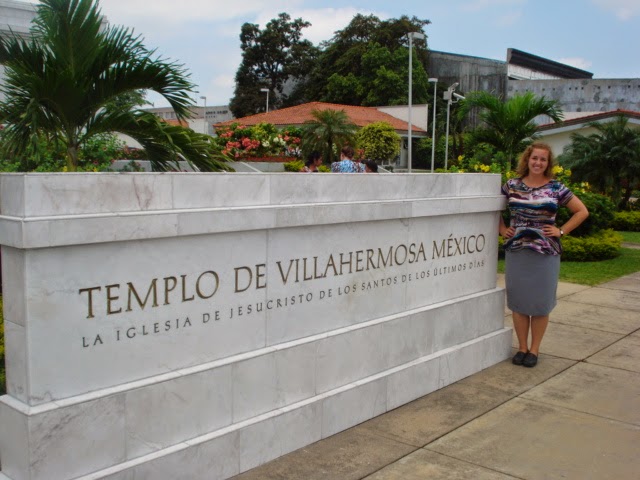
[512, 311, 530, 353]
[529, 315, 550, 355]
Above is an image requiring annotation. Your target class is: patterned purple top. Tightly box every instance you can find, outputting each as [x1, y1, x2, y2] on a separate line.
[501, 178, 574, 255]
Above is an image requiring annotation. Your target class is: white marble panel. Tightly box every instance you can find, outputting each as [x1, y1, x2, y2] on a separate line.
[269, 174, 409, 205]
[0, 398, 29, 480]
[27, 394, 126, 480]
[3, 321, 28, 402]
[232, 343, 316, 422]
[1, 247, 25, 326]
[383, 311, 435, 368]
[321, 377, 387, 438]
[23, 174, 174, 216]
[455, 173, 502, 197]
[0, 218, 22, 248]
[406, 173, 459, 199]
[237, 400, 322, 473]
[22, 231, 268, 404]
[316, 324, 388, 394]
[111, 430, 240, 480]
[275, 401, 323, 456]
[405, 212, 499, 311]
[264, 220, 411, 345]
[171, 173, 270, 209]
[125, 365, 233, 458]
[176, 208, 277, 237]
[0, 174, 24, 217]
[386, 355, 441, 410]
[22, 213, 180, 248]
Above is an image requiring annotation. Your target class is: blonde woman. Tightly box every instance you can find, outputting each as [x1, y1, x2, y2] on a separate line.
[500, 143, 589, 367]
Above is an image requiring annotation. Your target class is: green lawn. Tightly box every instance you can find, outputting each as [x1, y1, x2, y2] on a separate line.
[617, 231, 640, 244]
[498, 247, 640, 286]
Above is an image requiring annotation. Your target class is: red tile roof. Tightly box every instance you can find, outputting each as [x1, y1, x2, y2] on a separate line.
[214, 102, 426, 133]
[163, 118, 190, 128]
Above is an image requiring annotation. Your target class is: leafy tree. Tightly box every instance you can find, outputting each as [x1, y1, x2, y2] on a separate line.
[301, 109, 358, 164]
[461, 91, 563, 171]
[229, 13, 319, 117]
[356, 122, 400, 162]
[0, 0, 230, 172]
[299, 14, 431, 107]
[560, 116, 640, 210]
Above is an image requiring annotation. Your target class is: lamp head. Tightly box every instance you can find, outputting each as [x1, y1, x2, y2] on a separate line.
[428, 78, 438, 83]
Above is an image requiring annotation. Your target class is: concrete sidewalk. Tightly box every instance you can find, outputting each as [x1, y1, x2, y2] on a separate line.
[232, 272, 640, 480]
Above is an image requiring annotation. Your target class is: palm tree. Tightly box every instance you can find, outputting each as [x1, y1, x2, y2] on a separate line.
[301, 109, 358, 164]
[461, 91, 563, 171]
[0, 0, 230, 172]
[561, 116, 640, 210]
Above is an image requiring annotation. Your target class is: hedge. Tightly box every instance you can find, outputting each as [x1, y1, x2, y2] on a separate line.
[498, 229, 622, 262]
[610, 211, 640, 232]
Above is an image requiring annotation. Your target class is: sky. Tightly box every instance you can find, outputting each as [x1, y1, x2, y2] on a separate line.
[24, 0, 640, 107]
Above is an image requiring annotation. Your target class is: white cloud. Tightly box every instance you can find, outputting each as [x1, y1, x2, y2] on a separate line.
[460, 0, 526, 12]
[557, 57, 593, 71]
[495, 11, 522, 26]
[592, 0, 640, 20]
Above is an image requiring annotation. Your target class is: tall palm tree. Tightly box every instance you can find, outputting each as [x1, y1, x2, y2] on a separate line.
[0, 0, 230, 171]
[301, 108, 358, 164]
[461, 91, 563, 171]
[561, 115, 640, 210]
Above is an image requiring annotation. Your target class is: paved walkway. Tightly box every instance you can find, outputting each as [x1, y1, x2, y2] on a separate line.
[232, 272, 640, 480]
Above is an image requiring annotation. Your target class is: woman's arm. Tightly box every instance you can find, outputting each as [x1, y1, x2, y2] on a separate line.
[499, 215, 515, 238]
[543, 195, 589, 238]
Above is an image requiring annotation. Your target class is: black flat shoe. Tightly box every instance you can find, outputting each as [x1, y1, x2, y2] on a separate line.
[512, 351, 527, 365]
[523, 352, 538, 368]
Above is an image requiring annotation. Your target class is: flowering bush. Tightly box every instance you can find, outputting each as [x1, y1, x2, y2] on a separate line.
[215, 122, 302, 159]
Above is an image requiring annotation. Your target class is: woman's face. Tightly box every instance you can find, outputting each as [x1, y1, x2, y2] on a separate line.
[528, 148, 549, 176]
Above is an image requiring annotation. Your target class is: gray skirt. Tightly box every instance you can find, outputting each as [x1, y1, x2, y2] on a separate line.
[505, 249, 560, 316]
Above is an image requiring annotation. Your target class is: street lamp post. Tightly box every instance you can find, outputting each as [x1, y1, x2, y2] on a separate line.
[428, 78, 438, 173]
[199, 96, 207, 134]
[407, 31, 425, 173]
[260, 88, 269, 113]
[443, 82, 461, 171]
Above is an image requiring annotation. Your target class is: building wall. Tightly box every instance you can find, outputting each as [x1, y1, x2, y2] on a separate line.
[507, 78, 640, 113]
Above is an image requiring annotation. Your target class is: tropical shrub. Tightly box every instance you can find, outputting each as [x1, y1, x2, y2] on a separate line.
[561, 229, 622, 261]
[556, 190, 616, 237]
[284, 160, 304, 172]
[215, 123, 302, 159]
[355, 121, 400, 162]
[611, 211, 640, 232]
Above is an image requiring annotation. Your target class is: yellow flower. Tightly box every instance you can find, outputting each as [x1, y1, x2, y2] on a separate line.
[552, 165, 564, 175]
[62, 166, 68, 172]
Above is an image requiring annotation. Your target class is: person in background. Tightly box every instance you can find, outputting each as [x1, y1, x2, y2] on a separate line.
[363, 160, 378, 173]
[500, 142, 588, 368]
[301, 151, 322, 172]
[330, 146, 360, 173]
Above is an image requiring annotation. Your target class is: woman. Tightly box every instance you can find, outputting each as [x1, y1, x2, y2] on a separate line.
[500, 142, 588, 368]
[301, 151, 322, 172]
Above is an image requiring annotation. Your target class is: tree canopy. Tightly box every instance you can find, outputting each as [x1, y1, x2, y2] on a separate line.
[0, 0, 230, 172]
[299, 14, 431, 107]
[229, 13, 319, 118]
[230, 13, 433, 114]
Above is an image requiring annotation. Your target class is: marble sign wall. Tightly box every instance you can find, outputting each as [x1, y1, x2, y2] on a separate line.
[0, 173, 511, 480]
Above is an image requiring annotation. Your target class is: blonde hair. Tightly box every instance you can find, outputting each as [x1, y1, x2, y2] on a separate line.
[516, 142, 555, 178]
